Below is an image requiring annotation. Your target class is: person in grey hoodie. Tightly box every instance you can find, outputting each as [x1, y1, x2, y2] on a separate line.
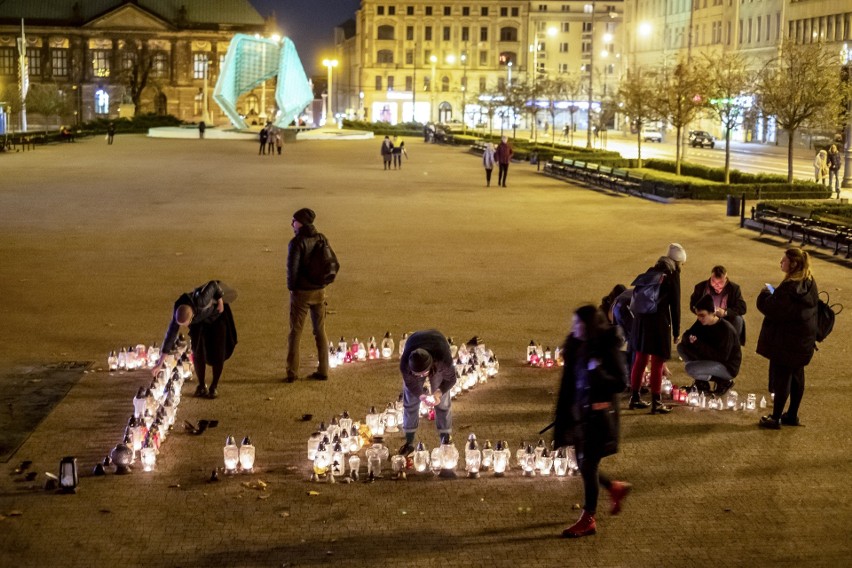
[482, 142, 496, 187]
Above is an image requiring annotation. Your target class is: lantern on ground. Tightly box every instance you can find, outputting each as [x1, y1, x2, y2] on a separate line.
[726, 390, 738, 410]
[746, 393, 756, 411]
[430, 446, 443, 474]
[522, 444, 536, 477]
[108, 351, 118, 371]
[313, 442, 331, 477]
[526, 340, 537, 363]
[381, 331, 395, 358]
[350, 338, 360, 356]
[307, 430, 322, 460]
[348, 455, 360, 480]
[662, 377, 673, 398]
[687, 386, 700, 407]
[368, 336, 378, 359]
[537, 447, 553, 475]
[413, 442, 430, 472]
[129, 416, 146, 457]
[391, 455, 407, 479]
[554, 346, 564, 366]
[481, 440, 494, 471]
[383, 402, 399, 432]
[339, 410, 352, 432]
[554, 447, 569, 476]
[329, 344, 339, 369]
[338, 337, 348, 352]
[357, 342, 367, 361]
[331, 442, 346, 477]
[438, 435, 459, 478]
[59, 456, 78, 493]
[465, 434, 482, 479]
[348, 425, 362, 453]
[223, 435, 239, 474]
[515, 441, 528, 469]
[543, 347, 554, 368]
[493, 440, 509, 476]
[365, 444, 384, 479]
[327, 417, 341, 441]
[239, 436, 256, 472]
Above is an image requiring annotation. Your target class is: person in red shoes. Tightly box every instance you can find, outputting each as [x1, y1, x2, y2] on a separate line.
[553, 305, 632, 538]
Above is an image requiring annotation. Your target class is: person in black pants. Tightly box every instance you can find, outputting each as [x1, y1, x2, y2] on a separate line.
[154, 280, 238, 399]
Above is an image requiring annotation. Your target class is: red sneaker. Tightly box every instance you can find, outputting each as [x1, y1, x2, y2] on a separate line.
[609, 481, 633, 515]
[561, 510, 596, 538]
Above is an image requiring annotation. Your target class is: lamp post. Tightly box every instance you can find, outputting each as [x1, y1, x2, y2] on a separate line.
[461, 52, 467, 134]
[429, 54, 437, 123]
[586, 0, 597, 149]
[530, 27, 557, 143]
[323, 58, 338, 126]
[842, 43, 852, 190]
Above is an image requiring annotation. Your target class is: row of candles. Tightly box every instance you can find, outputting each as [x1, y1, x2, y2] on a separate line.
[328, 332, 406, 367]
[526, 341, 563, 368]
[107, 344, 162, 371]
[664, 381, 768, 411]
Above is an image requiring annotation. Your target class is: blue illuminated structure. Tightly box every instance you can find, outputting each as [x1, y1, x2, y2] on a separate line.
[214, 34, 312, 129]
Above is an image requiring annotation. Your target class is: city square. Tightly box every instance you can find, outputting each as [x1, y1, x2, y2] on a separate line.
[0, 134, 850, 566]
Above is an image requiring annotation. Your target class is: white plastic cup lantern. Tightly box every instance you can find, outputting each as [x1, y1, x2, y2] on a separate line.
[339, 410, 352, 432]
[429, 447, 443, 474]
[522, 444, 536, 477]
[239, 436, 256, 472]
[348, 425, 361, 453]
[381, 331, 395, 359]
[365, 406, 382, 439]
[746, 393, 757, 411]
[331, 442, 346, 477]
[108, 351, 118, 371]
[413, 442, 430, 472]
[391, 455, 406, 479]
[399, 332, 409, 358]
[554, 447, 569, 476]
[329, 344, 339, 369]
[348, 455, 361, 480]
[662, 377, 673, 398]
[383, 402, 399, 433]
[307, 431, 322, 461]
[493, 440, 509, 476]
[141, 442, 157, 472]
[439, 435, 459, 478]
[465, 434, 482, 479]
[726, 390, 739, 410]
[526, 340, 537, 363]
[688, 386, 701, 407]
[481, 440, 494, 471]
[366, 445, 382, 479]
[223, 435, 239, 474]
[515, 441, 528, 469]
[59, 456, 78, 492]
[537, 448, 554, 475]
[313, 442, 331, 476]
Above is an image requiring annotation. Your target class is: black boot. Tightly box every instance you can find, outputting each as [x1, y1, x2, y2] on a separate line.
[651, 395, 672, 414]
[628, 392, 650, 410]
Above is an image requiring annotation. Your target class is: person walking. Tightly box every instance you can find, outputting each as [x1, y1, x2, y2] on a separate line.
[554, 305, 631, 538]
[380, 136, 394, 169]
[628, 243, 686, 414]
[495, 136, 513, 187]
[689, 265, 747, 345]
[398, 330, 458, 455]
[286, 208, 332, 382]
[813, 149, 828, 185]
[756, 248, 818, 430]
[107, 122, 116, 145]
[259, 126, 269, 155]
[154, 280, 238, 399]
[391, 136, 407, 169]
[827, 144, 841, 198]
[482, 142, 496, 187]
[266, 123, 276, 156]
[198, 120, 206, 139]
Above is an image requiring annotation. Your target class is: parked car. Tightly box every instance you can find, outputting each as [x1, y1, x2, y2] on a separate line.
[641, 128, 662, 143]
[690, 131, 715, 148]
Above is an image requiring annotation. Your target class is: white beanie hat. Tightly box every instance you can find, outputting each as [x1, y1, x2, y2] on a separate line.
[667, 243, 687, 263]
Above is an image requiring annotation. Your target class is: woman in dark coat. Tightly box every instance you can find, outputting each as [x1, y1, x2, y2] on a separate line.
[756, 248, 818, 429]
[554, 305, 632, 538]
[155, 280, 238, 399]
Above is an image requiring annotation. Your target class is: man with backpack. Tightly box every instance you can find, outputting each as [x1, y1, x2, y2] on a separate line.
[286, 208, 338, 382]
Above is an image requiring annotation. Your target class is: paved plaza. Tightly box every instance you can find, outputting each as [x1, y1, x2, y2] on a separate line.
[0, 133, 850, 567]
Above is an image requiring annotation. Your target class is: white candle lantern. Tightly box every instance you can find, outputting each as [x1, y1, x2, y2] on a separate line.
[313, 442, 331, 476]
[662, 377, 673, 397]
[522, 444, 536, 477]
[526, 340, 537, 363]
[117, 347, 127, 370]
[439, 436, 459, 478]
[365, 444, 383, 479]
[59, 456, 78, 493]
[554, 447, 569, 476]
[357, 342, 367, 361]
[515, 441, 528, 469]
[688, 386, 701, 407]
[486, 356, 499, 377]
[746, 393, 756, 411]
[348, 455, 360, 480]
[339, 410, 352, 432]
[108, 351, 118, 371]
[368, 336, 378, 359]
[481, 440, 494, 471]
[307, 431, 322, 461]
[327, 417, 341, 441]
[726, 390, 739, 410]
[223, 435, 239, 473]
[759, 395, 767, 409]
[331, 442, 345, 476]
[413, 442, 430, 472]
[543, 347, 554, 368]
[391, 455, 406, 479]
[329, 344, 339, 369]
[129, 416, 145, 456]
[429, 447, 443, 474]
[141, 442, 157, 472]
[383, 403, 399, 433]
[537, 448, 554, 475]
[348, 425, 362, 453]
[239, 436, 256, 472]
[338, 337, 348, 352]
[336, 347, 346, 364]
[381, 332, 394, 358]
[493, 440, 509, 476]
[554, 346, 564, 366]
[465, 434, 482, 478]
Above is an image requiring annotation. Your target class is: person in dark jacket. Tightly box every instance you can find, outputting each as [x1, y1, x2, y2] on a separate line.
[380, 136, 394, 169]
[286, 208, 331, 382]
[495, 136, 513, 187]
[155, 280, 238, 399]
[827, 144, 842, 198]
[600, 284, 632, 383]
[398, 330, 458, 455]
[756, 248, 819, 429]
[678, 294, 742, 394]
[554, 305, 631, 538]
[259, 126, 269, 155]
[690, 265, 747, 345]
[628, 243, 686, 414]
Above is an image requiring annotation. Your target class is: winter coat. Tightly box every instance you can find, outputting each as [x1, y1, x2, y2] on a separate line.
[630, 257, 681, 360]
[287, 224, 327, 291]
[813, 151, 828, 179]
[679, 318, 742, 377]
[495, 141, 513, 164]
[827, 149, 841, 171]
[756, 277, 819, 367]
[399, 330, 457, 397]
[482, 147, 496, 169]
[162, 280, 227, 354]
[690, 278, 747, 344]
[553, 327, 625, 461]
[380, 139, 394, 156]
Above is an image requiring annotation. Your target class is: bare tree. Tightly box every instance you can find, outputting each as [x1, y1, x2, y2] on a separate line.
[757, 41, 846, 182]
[538, 77, 565, 147]
[616, 67, 659, 167]
[117, 38, 156, 115]
[475, 87, 502, 139]
[503, 81, 528, 139]
[649, 59, 707, 174]
[701, 53, 755, 183]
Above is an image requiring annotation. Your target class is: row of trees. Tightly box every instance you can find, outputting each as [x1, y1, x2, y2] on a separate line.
[475, 41, 850, 183]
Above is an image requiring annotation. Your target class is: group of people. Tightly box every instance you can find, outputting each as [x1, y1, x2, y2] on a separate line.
[813, 145, 842, 198]
[259, 122, 283, 155]
[481, 136, 514, 187]
[553, 244, 820, 538]
[380, 136, 407, 170]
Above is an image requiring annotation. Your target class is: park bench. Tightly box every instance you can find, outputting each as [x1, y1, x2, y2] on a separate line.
[750, 205, 851, 257]
[469, 141, 486, 155]
[753, 204, 811, 243]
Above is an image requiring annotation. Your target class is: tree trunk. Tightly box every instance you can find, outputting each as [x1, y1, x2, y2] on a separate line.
[724, 127, 732, 184]
[675, 126, 682, 176]
[637, 131, 643, 168]
[786, 128, 795, 183]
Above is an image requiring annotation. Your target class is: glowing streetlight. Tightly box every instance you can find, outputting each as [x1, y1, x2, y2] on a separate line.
[322, 58, 338, 125]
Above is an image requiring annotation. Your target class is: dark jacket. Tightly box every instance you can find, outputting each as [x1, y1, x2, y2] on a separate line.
[827, 150, 841, 171]
[756, 277, 819, 367]
[679, 318, 742, 377]
[380, 139, 394, 156]
[553, 327, 625, 460]
[690, 278, 747, 344]
[161, 280, 225, 354]
[630, 257, 681, 359]
[399, 330, 457, 397]
[495, 141, 513, 164]
[287, 224, 326, 291]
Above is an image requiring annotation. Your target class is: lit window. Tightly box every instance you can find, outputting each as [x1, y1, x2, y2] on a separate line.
[95, 89, 110, 115]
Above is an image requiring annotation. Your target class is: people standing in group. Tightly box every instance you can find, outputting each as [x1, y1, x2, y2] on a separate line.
[482, 142, 496, 187]
[391, 136, 407, 169]
[198, 121, 206, 139]
[398, 330, 458, 455]
[689, 265, 747, 346]
[259, 126, 269, 155]
[756, 248, 819, 430]
[628, 243, 686, 414]
[827, 144, 842, 198]
[266, 123, 276, 156]
[813, 149, 829, 185]
[380, 135, 394, 170]
[107, 122, 116, 145]
[554, 305, 631, 538]
[495, 136, 513, 187]
[154, 280, 238, 399]
[286, 208, 332, 382]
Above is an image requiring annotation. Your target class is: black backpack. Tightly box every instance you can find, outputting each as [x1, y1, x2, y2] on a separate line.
[815, 291, 842, 343]
[306, 235, 339, 286]
[629, 270, 666, 315]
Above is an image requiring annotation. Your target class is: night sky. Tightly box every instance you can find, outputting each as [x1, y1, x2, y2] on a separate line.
[249, 0, 361, 75]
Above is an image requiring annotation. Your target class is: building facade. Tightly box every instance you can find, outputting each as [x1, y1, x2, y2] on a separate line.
[0, 0, 267, 129]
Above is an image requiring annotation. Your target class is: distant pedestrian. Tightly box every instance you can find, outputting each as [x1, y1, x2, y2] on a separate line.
[266, 123, 275, 156]
[392, 136, 407, 169]
[813, 149, 828, 185]
[380, 136, 394, 170]
[154, 280, 238, 399]
[482, 142, 496, 187]
[827, 144, 841, 197]
[495, 136, 513, 187]
[554, 305, 631, 538]
[756, 248, 818, 430]
[198, 121, 206, 139]
[276, 131, 283, 155]
[107, 122, 116, 145]
[259, 126, 269, 155]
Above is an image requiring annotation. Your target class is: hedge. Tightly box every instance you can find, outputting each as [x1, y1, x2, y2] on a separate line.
[643, 158, 790, 184]
[756, 200, 852, 226]
[340, 119, 423, 137]
[84, 113, 184, 133]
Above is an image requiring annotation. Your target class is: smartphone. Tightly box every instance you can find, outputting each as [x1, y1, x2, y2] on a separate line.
[765, 283, 775, 293]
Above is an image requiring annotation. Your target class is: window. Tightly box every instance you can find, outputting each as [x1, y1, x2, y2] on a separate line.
[559, 42, 569, 53]
[443, 27, 451, 41]
[192, 52, 208, 79]
[151, 51, 169, 78]
[121, 50, 136, 71]
[95, 88, 109, 115]
[480, 27, 488, 41]
[406, 26, 414, 40]
[582, 41, 591, 53]
[539, 4, 548, 11]
[375, 76, 382, 91]
[479, 77, 486, 91]
[498, 51, 516, 65]
[425, 26, 432, 41]
[0, 47, 14, 75]
[378, 25, 395, 40]
[500, 8, 507, 17]
[92, 49, 111, 77]
[405, 50, 414, 64]
[387, 75, 394, 90]
[497, 77, 505, 90]
[559, 63, 569, 73]
[499, 27, 518, 41]
[425, 7, 432, 16]
[407, 6, 414, 15]
[377, 6, 384, 15]
[377, 49, 394, 64]
[512, 8, 519, 16]
[441, 76, 449, 91]
[481, 7, 489, 16]
[406, 76, 412, 90]
[562, 4, 571, 11]
[583, 22, 593, 32]
[562, 22, 570, 32]
[27, 50, 41, 77]
[463, 7, 470, 16]
[462, 27, 469, 41]
[444, 7, 451, 16]
[389, 6, 395, 15]
[480, 50, 488, 65]
[424, 49, 431, 61]
[51, 48, 68, 77]
[423, 76, 431, 91]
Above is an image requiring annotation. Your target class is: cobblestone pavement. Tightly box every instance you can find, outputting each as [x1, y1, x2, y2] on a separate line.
[0, 135, 850, 567]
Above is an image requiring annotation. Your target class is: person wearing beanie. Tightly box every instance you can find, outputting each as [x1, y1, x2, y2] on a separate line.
[677, 294, 742, 395]
[398, 330, 458, 455]
[286, 208, 332, 382]
[667, 243, 687, 263]
[689, 265, 747, 346]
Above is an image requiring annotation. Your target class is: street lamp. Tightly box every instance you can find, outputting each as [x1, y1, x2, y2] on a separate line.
[323, 58, 338, 126]
[530, 27, 557, 142]
[586, 0, 597, 149]
[430, 54, 437, 123]
[461, 52, 468, 134]
[842, 43, 852, 190]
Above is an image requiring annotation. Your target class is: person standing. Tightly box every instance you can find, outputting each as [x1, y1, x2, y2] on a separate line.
[600, 284, 633, 382]
[154, 280, 238, 399]
[198, 121, 206, 139]
[827, 144, 841, 198]
[259, 126, 269, 155]
[813, 149, 828, 185]
[628, 243, 686, 414]
[286, 208, 331, 382]
[391, 136, 407, 169]
[380, 136, 394, 169]
[107, 122, 116, 145]
[689, 265, 747, 345]
[266, 123, 276, 156]
[275, 131, 283, 155]
[398, 330, 457, 455]
[554, 305, 631, 538]
[495, 136, 513, 187]
[756, 248, 818, 430]
[482, 142, 496, 187]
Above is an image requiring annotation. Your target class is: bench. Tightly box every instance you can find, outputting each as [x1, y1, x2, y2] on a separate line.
[469, 141, 487, 155]
[754, 204, 811, 243]
[751, 205, 851, 257]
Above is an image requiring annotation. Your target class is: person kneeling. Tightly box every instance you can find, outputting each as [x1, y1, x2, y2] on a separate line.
[677, 294, 741, 395]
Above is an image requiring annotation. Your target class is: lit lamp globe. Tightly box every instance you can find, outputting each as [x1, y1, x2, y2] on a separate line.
[413, 442, 430, 473]
[239, 436, 256, 473]
[492, 440, 509, 477]
[465, 434, 482, 479]
[438, 435, 459, 479]
[223, 435, 239, 474]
